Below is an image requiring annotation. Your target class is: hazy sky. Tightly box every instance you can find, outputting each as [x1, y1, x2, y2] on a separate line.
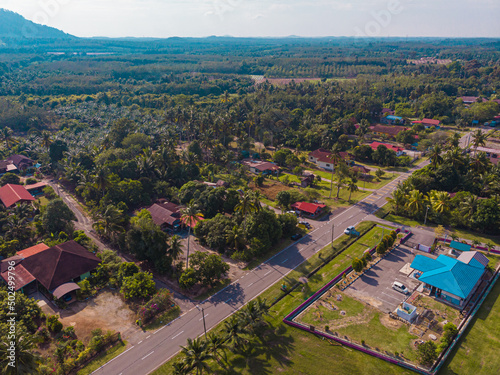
[0, 0, 499, 38]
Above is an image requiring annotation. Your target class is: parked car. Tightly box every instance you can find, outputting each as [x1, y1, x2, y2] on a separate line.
[392, 281, 410, 295]
[344, 225, 355, 235]
[286, 211, 298, 216]
[291, 233, 303, 241]
[299, 221, 311, 228]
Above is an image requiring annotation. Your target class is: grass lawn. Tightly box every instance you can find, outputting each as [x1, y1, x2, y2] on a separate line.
[312, 169, 397, 190]
[143, 306, 181, 331]
[439, 279, 500, 375]
[37, 196, 50, 206]
[152, 221, 415, 375]
[76, 341, 127, 375]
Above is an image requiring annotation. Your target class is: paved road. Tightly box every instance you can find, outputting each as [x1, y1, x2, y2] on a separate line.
[91, 131, 477, 375]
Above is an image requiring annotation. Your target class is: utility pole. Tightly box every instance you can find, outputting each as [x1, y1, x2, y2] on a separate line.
[196, 306, 208, 340]
[424, 205, 430, 225]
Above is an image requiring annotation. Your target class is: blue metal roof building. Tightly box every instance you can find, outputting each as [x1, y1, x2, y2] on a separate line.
[411, 252, 488, 308]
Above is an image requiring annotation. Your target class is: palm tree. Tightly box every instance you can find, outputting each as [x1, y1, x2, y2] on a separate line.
[39, 130, 53, 150]
[0, 126, 17, 149]
[429, 144, 443, 169]
[429, 190, 451, 215]
[172, 360, 189, 375]
[226, 225, 245, 250]
[444, 147, 465, 170]
[386, 188, 406, 215]
[234, 191, 258, 231]
[470, 152, 490, 174]
[180, 337, 213, 375]
[223, 315, 247, 350]
[93, 166, 111, 197]
[0, 333, 39, 375]
[168, 235, 184, 263]
[92, 205, 125, 240]
[459, 195, 478, 221]
[206, 332, 227, 365]
[347, 178, 359, 201]
[471, 129, 489, 156]
[405, 190, 427, 217]
[181, 203, 204, 269]
[328, 146, 342, 198]
[448, 132, 461, 149]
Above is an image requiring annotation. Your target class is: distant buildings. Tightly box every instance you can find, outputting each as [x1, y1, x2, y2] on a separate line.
[370, 124, 408, 139]
[308, 149, 351, 171]
[369, 142, 405, 156]
[412, 118, 441, 128]
[242, 160, 280, 175]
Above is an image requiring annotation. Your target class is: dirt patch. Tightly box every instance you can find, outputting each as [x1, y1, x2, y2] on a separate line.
[250, 180, 292, 201]
[57, 290, 141, 344]
[379, 313, 404, 330]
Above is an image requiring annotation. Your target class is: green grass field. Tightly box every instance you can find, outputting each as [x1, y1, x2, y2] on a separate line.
[312, 169, 397, 190]
[76, 341, 127, 375]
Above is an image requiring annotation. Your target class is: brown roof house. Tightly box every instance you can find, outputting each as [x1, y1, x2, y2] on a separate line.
[0, 184, 36, 208]
[242, 160, 280, 175]
[370, 124, 407, 139]
[7, 155, 35, 172]
[147, 201, 183, 232]
[0, 241, 100, 302]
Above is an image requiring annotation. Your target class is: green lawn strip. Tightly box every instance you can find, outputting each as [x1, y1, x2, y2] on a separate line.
[278, 174, 301, 183]
[299, 292, 365, 324]
[76, 341, 127, 375]
[439, 280, 500, 375]
[37, 196, 50, 206]
[312, 169, 397, 190]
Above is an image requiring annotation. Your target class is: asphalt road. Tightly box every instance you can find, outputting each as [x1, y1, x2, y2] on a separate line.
[89, 130, 478, 375]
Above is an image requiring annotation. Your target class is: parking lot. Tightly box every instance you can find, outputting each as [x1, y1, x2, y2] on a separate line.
[346, 245, 421, 313]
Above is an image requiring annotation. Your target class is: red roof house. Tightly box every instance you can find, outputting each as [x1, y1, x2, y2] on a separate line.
[291, 202, 327, 218]
[147, 201, 183, 231]
[0, 184, 35, 208]
[370, 124, 407, 138]
[421, 118, 441, 127]
[369, 142, 405, 156]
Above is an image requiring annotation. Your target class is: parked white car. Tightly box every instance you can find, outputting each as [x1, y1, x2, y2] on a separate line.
[392, 281, 410, 295]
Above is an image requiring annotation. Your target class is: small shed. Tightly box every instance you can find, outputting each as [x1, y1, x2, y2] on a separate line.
[450, 241, 471, 252]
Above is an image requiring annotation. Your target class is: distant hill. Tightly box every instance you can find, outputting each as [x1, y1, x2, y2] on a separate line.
[0, 9, 74, 45]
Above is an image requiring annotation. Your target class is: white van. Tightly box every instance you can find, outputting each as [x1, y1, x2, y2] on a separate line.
[392, 281, 410, 295]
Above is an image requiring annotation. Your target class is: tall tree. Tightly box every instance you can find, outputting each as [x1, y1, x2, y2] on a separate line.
[234, 191, 258, 231]
[181, 203, 204, 269]
[180, 338, 213, 375]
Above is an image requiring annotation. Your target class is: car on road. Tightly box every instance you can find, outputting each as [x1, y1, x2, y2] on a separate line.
[392, 281, 410, 295]
[299, 221, 311, 228]
[291, 233, 303, 241]
[344, 225, 355, 235]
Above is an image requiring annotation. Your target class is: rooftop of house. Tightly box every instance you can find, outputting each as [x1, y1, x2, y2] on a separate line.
[242, 160, 280, 172]
[370, 124, 407, 136]
[411, 253, 487, 299]
[309, 149, 350, 163]
[421, 118, 441, 126]
[369, 141, 404, 153]
[291, 201, 326, 214]
[1, 241, 100, 292]
[7, 154, 35, 167]
[147, 202, 182, 227]
[385, 115, 403, 121]
[25, 182, 48, 191]
[0, 184, 35, 208]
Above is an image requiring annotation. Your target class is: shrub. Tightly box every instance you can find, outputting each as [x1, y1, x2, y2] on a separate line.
[25, 177, 38, 185]
[390, 230, 397, 240]
[137, 289, 175, 324]
[376, 242, 387, 255]
[352, 258, 364, 272]
[47, 315, 63, 333]
[417, 340, 438, 366]
[363, 252, 372, 262]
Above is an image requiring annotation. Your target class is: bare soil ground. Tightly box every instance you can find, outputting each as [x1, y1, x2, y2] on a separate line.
[40, 290, 142, 344]
[250, 180, 293, 201]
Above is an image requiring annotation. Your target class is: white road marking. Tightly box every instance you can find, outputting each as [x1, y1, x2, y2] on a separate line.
[146, 335, 151, 339]
[154, 325, 166, 334]
[138, 340, 143, 344]
[171, 331, 184, 340]
[142, 351, 154, 360]
[199, 314, 208, 321]
[264, 270, 272, 276]
[247, 282, 254, 287]
[281, 258, 288, 263]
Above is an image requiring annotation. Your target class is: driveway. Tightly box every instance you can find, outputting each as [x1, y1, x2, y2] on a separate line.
[346, 245, 421, 313]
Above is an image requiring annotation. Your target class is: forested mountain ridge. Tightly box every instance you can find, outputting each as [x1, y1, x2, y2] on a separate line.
[0, 8, 74, 44]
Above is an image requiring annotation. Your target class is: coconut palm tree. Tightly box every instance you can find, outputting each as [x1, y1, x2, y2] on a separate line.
[447, 132, 461, 149]
[223, 315, 247, 350]
[444, 147, 466, 170]
[0, 126, 17, 149]
[93, 166, 111, 197]
[405, 190, 427, 217]
[226, 225, 245, 250]
[168, 235, 184, 263]
[171, 360, 189, 375]
[386, 188, 406, 215]
[181, 203, 204, 269]
[459, 195, 479, 221]
[206, 332, 227, 365]
[234, 191, 258, 231]
[471, 129, 489, 156]
[429, 144, 443, 169]
[180, 337, 212, 375]
[347, 178, 359, 201]
[429, 190, 451, 215]
[0, 333, 40, 375]
[92, 205, 125, 240]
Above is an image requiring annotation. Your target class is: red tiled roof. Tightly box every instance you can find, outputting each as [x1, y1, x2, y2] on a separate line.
[243, 160, 280, 172]
[17, 243, 50, 258]
[20, 241, 100, 291]
[309, 149, 350, 163]
[369, 142, 404, 153]
[291, 201, 326, 215]
[25, 182, 47, 191]
[0, 184, 35, 208]
[421, 118, 441, 126]
[0, 263, 35, 291]
[371, 124, 407, 136]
